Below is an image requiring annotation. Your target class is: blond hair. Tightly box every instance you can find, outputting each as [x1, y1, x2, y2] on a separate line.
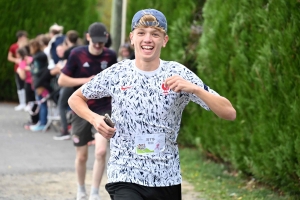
[134, 15, 166, 34]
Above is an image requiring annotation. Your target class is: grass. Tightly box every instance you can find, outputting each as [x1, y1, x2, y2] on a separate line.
[179, 147, 295, 200]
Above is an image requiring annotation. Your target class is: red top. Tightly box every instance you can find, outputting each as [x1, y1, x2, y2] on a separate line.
[8, 43, 19, 72]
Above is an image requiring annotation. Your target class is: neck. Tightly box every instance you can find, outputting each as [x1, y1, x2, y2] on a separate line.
[134, 57, 160, 71]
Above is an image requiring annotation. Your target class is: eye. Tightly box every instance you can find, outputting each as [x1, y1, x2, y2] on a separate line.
[152, 33, 160, 37]
[137, 32, 144, 35]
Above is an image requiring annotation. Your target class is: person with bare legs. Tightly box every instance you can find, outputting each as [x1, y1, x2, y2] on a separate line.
[68, 9, 236, 200]
[58, 22, 117, 200]
[7, 30, 28, 111]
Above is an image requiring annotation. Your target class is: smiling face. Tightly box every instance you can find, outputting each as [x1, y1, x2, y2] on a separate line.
[86, 33, 105, 55]
[130, 27, 168, 63]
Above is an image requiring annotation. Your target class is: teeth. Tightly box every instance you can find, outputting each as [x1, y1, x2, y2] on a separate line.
[142, 46, 153, 50]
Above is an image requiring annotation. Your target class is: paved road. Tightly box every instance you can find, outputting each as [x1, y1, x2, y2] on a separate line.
[0, 102, 203, 200]
[0, 102, 108, 200]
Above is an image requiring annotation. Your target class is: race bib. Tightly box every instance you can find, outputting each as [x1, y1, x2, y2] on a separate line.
[135, 133, 165, 155]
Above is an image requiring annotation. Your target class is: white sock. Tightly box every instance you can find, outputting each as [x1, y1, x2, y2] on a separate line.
[90, 187, 99, 195]
[19, 89, 26, 105]
[77, 184, 86, 194]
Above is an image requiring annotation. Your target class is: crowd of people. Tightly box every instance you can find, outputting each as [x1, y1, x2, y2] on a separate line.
[7, 24, 134, 136]
[7, 22, 133, 200]
[7, 8, 236, 200]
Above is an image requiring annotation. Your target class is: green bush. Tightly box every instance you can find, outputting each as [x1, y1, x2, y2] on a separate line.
[0, 0, 99, 101]
[183, 0, 300, 192]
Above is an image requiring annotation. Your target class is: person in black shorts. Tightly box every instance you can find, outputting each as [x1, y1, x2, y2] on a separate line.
[58, 22, 117, 200]
[68, 9, 236, 200]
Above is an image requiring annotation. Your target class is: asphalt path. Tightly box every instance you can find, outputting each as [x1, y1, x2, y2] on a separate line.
[0, 102, 96, 174]
[0, 102, 105, 200]
[0, 102, 203, 200]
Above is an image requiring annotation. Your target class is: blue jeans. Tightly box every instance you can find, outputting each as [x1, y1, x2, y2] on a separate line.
[38, 95, 48, 125]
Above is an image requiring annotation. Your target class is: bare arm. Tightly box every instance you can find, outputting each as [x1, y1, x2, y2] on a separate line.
[193, 87, 236, 120]
[50, 66, 61, 76]
[7, 52, 19, 64]
[58, 73, 94, 87]
[68, 87, 116, 139]
[165, 75, 236, 120]
[50, 60, 67, 76]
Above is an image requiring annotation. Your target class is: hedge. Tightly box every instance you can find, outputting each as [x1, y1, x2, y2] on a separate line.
[180, 0, 300, 192]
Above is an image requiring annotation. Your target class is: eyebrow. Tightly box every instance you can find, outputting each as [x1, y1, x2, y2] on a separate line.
[136, 28, 160, 33]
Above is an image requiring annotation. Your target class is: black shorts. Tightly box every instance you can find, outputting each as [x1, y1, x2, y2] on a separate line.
[71, 111, 111, 146]
[105, 182, 182, 200]
[15, 72, 25, 90]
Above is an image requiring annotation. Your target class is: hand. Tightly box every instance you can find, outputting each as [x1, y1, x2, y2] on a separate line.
[88, 75, 95, 81]
[92, 114, 116, 139]
[164, 75, 197, 93]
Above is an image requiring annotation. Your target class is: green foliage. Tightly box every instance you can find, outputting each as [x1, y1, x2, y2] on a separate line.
[182, 0, 300, 193]
[0, 0, 99, 101]
[96, 0, 113, 31]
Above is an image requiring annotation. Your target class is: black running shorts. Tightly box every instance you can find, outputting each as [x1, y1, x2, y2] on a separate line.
[105, 182, 182, 200]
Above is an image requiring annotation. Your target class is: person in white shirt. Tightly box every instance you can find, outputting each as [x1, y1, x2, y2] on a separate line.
[68, 8, 236, 200]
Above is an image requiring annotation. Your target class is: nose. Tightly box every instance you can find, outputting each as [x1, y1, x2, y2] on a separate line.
[143, 33, 152, 43]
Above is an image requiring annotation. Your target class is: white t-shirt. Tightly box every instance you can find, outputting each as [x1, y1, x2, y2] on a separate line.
[82, 59, 219, 187]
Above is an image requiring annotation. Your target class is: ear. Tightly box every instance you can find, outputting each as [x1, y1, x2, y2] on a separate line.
[163, 35, 169, 48]
[86, 33, 91, 42]
[129, 32, 134, 45]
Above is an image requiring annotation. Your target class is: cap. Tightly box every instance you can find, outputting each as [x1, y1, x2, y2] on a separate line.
[88, 22, 108, 43]
[131, 9, 167, 32]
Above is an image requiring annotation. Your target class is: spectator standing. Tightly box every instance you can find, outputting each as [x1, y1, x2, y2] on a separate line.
[7, 30, 28, 111]
[53, 30, 80, 140]
[28, 38, 50, 132]
[117, 43, 133, 61]
[58, 23, 117, 200]
[16, 47, 39, 128]
[68, 9, 236, 200]
[44, 24, 65, 70]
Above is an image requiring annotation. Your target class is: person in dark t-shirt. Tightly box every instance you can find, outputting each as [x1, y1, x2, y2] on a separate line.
[28, 38, 50, 132]
[58, 23, 117, 200]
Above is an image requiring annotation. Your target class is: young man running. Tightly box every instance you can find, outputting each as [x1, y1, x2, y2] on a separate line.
[68, 9, 236, 200]
[58, 22, 117, 200]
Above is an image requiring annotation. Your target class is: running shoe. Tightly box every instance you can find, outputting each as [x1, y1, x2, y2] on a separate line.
[14, 104, 26, 111]
[29, 124, 46, 132]
[53, 133, 71, 140]
[23, 121, 38, 130]
[76, 192, 87, 200]
[89, 194, 101, 200]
